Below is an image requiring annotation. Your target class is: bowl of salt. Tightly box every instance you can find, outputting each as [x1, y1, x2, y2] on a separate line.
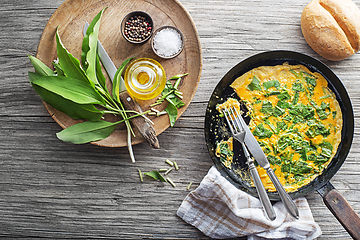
[151, 26, 184, 59]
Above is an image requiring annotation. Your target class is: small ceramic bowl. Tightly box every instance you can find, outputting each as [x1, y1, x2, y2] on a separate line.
[121, 11, 153, 44]
[151, 26, 184, 59]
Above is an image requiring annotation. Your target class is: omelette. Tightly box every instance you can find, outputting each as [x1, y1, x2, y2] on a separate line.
[216, 63, 342, 192]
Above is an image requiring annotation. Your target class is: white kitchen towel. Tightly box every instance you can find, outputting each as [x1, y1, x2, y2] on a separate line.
[177, 166, 321, 239]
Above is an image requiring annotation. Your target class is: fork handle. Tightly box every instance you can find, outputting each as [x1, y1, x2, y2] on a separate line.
[247, 160, 276, 221]
[241, 143, 276, 221]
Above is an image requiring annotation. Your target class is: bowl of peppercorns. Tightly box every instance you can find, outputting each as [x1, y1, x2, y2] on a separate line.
[121, 11, 153, 44]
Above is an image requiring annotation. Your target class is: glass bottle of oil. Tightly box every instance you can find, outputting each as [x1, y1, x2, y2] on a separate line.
[124, 58, 166, 100]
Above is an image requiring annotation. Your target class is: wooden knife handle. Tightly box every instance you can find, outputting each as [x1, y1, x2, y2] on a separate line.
[323, 188, 360, 239]
[119, 91, 159, 149]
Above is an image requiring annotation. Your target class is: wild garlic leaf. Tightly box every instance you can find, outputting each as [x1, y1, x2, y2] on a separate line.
[30, 74, 105, 105]
[56, 29, 89, 84]
[247, 76, 262, 91]
[289, 69, 301, 79]
[28, 72, 103, 121]
[81, 33, 90, 71]
[165, 102, 178, 127]
[253, 123, 273, 139]
[144, 171, 167, 182]
[167, 94, 184, 109]
[82, 8, 107, 85]
[95, 54, 107, 91]
[263, 80, 280, 90]
[162, 80, 174, 96]
[277, 91, 291, 101]
[28, 55, 54, 76]
[113, 57, 133, 102]
[56, 120, 119, 144]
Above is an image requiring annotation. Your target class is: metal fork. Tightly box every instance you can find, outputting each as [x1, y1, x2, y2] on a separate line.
[224, 106, 276, 221]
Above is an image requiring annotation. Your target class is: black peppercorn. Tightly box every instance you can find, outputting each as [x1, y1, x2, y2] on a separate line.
[124, 15, 152, 42]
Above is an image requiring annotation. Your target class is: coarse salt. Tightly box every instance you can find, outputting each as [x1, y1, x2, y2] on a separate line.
[153, 28, 182, 57]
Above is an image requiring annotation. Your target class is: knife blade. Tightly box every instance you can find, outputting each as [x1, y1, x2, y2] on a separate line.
[83, 22, 159, 149]
[238, 115, 299, 219]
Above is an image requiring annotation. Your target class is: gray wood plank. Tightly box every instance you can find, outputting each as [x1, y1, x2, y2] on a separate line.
[1, 0, 360, 239]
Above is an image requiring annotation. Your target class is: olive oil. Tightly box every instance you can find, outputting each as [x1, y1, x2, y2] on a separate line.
[124, 58, 166, 100]
[137, 71, 150, 85]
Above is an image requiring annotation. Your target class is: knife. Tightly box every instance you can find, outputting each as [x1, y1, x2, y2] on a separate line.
[239, 115, 299, 219]
[83, 22, 159, 149]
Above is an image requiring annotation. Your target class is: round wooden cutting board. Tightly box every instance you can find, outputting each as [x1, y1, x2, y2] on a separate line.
[36, 0, 202, 147]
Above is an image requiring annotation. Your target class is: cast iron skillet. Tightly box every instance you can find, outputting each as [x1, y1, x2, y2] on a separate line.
[204, 51, 360, 238]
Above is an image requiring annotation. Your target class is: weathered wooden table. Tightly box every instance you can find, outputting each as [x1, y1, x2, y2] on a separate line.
[1, 0, 360, 239]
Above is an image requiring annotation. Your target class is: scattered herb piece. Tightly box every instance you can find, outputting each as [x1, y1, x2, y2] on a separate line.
[150, 73, 187, 127]
[187, 182, 193, 190]
[164, 168, 172, 175]
[144, 170, 167, 182]
[170, 73, 189, 80]
[173, 161, 179, 170]
[166, 159, 174, 167]
[138, 169, 143, 182]
[166, 177, 176, 187]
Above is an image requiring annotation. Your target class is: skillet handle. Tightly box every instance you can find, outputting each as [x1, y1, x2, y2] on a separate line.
[322, 187, 360, 239]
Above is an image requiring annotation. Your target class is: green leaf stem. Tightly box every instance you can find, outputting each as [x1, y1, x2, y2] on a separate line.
[112, 57, 133, 102]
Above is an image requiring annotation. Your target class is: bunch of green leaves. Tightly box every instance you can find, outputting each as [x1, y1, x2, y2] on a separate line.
[28, 8, 144, 162]
[151, 73, 188, 127]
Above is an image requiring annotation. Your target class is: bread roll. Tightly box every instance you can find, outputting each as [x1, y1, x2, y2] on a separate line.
[301, 0, 360, 61]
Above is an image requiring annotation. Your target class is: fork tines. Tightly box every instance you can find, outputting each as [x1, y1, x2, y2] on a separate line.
[224, 106, 243, 134]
